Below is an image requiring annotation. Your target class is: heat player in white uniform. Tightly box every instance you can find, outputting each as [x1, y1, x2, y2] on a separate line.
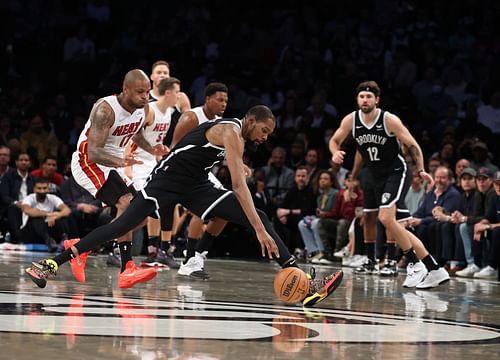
[71, 94, 145, 195]
[68, 69, 168, 289]
[149, 60, 191, 147]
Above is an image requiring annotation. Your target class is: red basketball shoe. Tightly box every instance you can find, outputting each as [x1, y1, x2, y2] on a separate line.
[118, 261, 157, 289]
[64, 239, 91, 284]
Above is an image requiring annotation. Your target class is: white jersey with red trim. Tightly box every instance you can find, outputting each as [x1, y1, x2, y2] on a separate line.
[70, 95, 146, 196]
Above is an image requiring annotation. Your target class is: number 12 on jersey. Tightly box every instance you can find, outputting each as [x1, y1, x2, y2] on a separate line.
[367, 147, 380, 161]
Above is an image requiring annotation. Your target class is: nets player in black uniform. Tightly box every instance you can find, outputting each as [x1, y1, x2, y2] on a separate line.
[329, 81, 450, 289]
[26, 105, 343, 307]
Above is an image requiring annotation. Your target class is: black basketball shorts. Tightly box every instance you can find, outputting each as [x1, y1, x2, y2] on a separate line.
[363, 165, 412, 221]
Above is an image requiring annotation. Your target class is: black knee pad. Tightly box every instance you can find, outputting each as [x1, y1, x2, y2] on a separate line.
[96, 170, 133, 206]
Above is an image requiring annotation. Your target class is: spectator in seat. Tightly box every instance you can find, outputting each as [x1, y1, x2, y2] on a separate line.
[455, 167, 495, 277]
[31, 156, 64, 195]
[409, 166, 461, 265]
[261, 146, 295, 206]
[297, 170, 338, 263]
[472, 171, 500, 279]
[0, 153, 35, 242]
[19, 114, 58, 167]
[437, 167, 477, 274]
[275, 166, 316, 257]
[317, 172, 363, 262]
[20, 177, 70, 251]
[0, 145, 12, 179]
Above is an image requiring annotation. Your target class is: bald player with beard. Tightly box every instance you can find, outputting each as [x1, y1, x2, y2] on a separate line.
[54, 69, 169, 289]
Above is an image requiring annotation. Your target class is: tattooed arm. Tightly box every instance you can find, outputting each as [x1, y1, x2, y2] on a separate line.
[87, 101, 129, 168]
[131, 130, 153, 154]
[386, 113, 434, 186]
[132, 129, 169, 157]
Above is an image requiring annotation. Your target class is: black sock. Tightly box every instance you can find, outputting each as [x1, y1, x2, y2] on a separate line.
[160, 240, 170, 252]
[281, 256, 299, 268]
[422, 254, 439, 271]
[402, 247, 418, 264]
[387, 243, 396, 261]
[196, 232, 217, 254]
[119, 241, 133, 272]
[53, 249, 73, 266]
[148, 236, 159, 247]
[147, 236, 159, 255]
[185, 237, 198, 262]
[365, 242, 375, 261]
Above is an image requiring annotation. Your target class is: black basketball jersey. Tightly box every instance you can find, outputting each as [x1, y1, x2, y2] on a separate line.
[149, 118, 241, 186]
[352, 109, 404, 175]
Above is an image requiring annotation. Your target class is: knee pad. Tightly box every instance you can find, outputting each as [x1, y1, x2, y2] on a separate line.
[96, 170, 133, 206]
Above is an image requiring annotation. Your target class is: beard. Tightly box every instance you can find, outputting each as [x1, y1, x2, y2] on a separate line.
[36, 194, 47, 202]
[245, 139, 258, 152]
[360, 104, 376, 113]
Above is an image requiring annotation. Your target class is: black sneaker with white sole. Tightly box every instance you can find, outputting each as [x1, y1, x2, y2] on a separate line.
[379, 260, 398, 277]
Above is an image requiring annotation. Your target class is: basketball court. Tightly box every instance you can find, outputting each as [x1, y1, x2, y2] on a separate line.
[0, 251, 498, 359]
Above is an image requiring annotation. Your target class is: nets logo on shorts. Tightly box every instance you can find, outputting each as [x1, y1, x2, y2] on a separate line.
[381, 192, 391, 204]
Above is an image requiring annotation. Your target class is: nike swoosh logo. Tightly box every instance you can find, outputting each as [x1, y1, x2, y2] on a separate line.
[355, 126, 363, 129]
[394, 167, 402, 171]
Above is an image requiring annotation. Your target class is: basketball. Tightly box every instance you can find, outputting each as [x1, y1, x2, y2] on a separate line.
[273, 267, 310, 304]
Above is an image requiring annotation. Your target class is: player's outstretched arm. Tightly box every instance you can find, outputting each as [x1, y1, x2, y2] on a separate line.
[220, 124, 279, 259]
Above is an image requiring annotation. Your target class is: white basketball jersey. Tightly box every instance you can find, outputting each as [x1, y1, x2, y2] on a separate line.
[191, 106, 220, 125]
[136, 102, 173, 162]
[76, 95, 146, 159]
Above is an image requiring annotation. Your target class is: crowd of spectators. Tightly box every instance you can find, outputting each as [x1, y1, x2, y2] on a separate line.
[0, 1, 498, 278]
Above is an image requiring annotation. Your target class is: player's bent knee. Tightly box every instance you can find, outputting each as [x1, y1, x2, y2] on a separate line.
[116, 193, 133, 210]
[206, 218, 227, 236]
[378, 212, 394, 227]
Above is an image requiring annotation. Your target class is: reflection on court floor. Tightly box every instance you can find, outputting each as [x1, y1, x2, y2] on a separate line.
[0, 252, 498, 360]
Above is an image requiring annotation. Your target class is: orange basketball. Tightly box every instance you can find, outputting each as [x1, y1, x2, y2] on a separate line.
[273, 267, 310, 304]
